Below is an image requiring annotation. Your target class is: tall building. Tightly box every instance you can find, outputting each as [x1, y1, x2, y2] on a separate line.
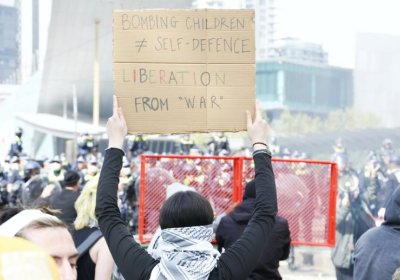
[192, 0, 276, 60]
[246, 0, 275, 60]
[354, 32, 400, 128]
[15, 0, 41, 83]
[0, 0, 50, 106]
[0, 4, 18, 83]
[0, 0, 47, 85]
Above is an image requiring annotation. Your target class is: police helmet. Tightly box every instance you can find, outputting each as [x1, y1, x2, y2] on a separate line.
[50, 155, 61, 164]
[15, 127, 23, 137]
[24, 160, 41, 178]
[21, 177, 45, 206]
[382, 138, 393, 148]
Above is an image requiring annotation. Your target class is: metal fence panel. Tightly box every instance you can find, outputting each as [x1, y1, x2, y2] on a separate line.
[138, 155, 337, 246]
[242, 157, 337, 246]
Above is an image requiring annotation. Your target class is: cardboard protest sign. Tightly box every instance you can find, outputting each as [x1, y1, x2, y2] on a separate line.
[113, 9, 255, 134]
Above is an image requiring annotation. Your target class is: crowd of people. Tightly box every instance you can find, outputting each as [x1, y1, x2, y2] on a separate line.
[1, 110, 400, 279]
[0, 99, 280, 280]
[0, 127, 235, 229]
[329, 137, 400, 280]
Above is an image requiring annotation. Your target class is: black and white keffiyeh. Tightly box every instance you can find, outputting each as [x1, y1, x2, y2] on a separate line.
[149, 225, 220, 280]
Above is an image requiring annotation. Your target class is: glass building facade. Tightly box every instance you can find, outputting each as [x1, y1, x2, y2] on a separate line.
[0, 4, 18, 83]
[256, 60, 353, 117]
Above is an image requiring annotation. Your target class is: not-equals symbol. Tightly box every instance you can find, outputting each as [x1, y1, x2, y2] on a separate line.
[135, 38, 148, 52]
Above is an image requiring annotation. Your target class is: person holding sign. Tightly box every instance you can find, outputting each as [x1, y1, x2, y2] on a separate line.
[96, 96, 277, 280]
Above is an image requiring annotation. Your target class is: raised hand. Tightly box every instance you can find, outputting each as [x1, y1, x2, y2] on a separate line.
[107, 95, 128, 150]
[246, 101, 269, 149]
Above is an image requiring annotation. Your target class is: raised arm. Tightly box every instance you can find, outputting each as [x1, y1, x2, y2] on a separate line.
[95, 96, 157, 279]
[215, 102, 277, 279]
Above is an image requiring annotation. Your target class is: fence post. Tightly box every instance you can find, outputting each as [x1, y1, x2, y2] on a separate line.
[138, 155, 147, 243]
[233, 157, 244, 202]
[327, 162, 338, 246]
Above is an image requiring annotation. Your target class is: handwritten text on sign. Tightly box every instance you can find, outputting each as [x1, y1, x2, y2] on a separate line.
[113, 9, 255, 134]
[122, 16, 250, 54]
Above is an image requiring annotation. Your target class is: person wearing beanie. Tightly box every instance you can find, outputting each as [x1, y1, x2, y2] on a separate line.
[49, 170, 81, 229]
[216, 179, 291, 280]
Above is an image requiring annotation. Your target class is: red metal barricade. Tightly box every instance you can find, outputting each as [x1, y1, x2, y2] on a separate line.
[138, 155, 337, 247]
[242, 157, 338, 247]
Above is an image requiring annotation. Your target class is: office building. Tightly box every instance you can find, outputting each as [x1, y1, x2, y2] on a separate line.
[354, 32, 400, 127]
[269, 37, 328, 65]
[0, 4, 18, 83]
[257, 59, 353, 118]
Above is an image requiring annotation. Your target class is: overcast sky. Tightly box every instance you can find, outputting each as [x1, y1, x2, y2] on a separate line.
[275, 0, 400, 68]
[1, 0, 399, 69]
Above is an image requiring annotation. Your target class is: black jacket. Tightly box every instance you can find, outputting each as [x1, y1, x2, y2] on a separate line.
[216, 198, 291, 280]
[49, 189, 80, 229]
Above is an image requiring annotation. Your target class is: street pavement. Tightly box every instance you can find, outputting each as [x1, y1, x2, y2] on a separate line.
[280, 246, 337, 280]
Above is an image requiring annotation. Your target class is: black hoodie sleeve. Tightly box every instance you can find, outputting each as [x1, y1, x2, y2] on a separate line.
[95, 148, 158, 279]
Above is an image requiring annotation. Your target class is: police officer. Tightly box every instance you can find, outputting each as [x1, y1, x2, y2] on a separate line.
[77, 133, 98, 157]
[332, 137, 347, 160]
[381, 138, 394, 157]
[47, 156, 65, 185]
[8, 128, 23, 157]
[127, 134, 148, 159]
[207, 132, 230, 155]
[179, 134, 195, 155]
[335, 154, 359, 198]
[20, 160, 47, 206]
[5, 156, 23, 206]
[83, 155, 99, 184]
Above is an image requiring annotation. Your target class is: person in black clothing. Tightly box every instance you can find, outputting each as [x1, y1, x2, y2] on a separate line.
[95, 96, 277, 280]
[49, 170, 81, 229]
[216, 179, 291, 279]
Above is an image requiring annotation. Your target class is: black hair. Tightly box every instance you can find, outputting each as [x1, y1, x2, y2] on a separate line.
[159, 191, 214, 229]
[243, 179, 256, 200]
[63, 170, 81, 187]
